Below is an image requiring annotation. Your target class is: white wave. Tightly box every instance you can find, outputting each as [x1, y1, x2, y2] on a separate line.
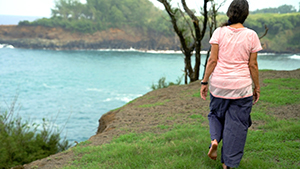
[115, 96, 135, 103]
[96, 47, 208, 55]
[86, 88, 103, 92]
[43, 83, 56, 89]
[0, 44, 14, 49]
[6, 45, 14, 49]
[200, 51, 208, 54]
[97, 47, 137, 52]
[258, 53, 276, 56]
[139, 50, 208, 55]
[103, 98, 112, 102]
[289, 55, 300, 60]
[143, 50, 183, 54]
[103, 94, 142, 103]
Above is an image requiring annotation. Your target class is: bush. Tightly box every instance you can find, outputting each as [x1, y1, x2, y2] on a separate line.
[151, 76, 183, 90]
[0, 96, 71, 169]
[18, 20, 31, 26]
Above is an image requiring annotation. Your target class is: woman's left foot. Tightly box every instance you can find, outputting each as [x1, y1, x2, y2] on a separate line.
[208, 139, 218, 160]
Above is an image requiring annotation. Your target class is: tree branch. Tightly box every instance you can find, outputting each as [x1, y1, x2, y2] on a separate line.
[178, 8, 196, 40]
[181, 0, 199, 23]
[201, 0, 209, 39]
[259, 25, 269, 39]
[216, 0, 227, 11]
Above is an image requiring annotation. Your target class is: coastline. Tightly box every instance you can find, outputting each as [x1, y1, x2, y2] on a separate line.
[1, 43, 299, 56]
[1, 25, 299, 54]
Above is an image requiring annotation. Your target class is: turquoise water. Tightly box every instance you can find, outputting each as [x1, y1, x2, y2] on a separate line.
[1, 47, 299, 143]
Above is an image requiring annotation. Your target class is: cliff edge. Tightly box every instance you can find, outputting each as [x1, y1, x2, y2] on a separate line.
[20, 69, 300, 169]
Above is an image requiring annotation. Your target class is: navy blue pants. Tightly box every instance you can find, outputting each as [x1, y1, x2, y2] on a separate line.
[208, 94, 253, 168]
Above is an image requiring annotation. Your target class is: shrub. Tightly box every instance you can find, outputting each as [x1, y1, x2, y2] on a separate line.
[151, 76, 183, 90]
[18, 20, 31, 26]
[0, 96, 71, 169]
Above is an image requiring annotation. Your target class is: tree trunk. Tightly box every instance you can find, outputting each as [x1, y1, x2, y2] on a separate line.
[158, 0, 210, 83]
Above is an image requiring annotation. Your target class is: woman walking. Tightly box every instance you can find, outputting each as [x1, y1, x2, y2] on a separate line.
[200, 0, 262, 168]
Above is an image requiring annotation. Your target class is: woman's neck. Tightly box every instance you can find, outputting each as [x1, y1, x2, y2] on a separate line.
[229, 23, 244, 28]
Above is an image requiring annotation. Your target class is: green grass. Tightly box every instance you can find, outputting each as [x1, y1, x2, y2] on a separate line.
[156, 125, 171, 130]
[64, 119, 300, 169]
[62, 77, 300, 169]
[65, 125, 219, 169]
[260, 78, 300, 105]
[189, 114, 206, 121]
[138, 99, 170, 108]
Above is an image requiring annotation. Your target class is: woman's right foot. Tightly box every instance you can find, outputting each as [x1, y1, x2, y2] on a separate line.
[208, 139, 218, 160]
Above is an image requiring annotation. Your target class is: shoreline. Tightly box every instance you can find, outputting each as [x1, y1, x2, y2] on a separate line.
[1, 44, 299, 55]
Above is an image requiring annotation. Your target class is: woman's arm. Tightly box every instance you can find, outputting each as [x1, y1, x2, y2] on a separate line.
[200, 44, 219, 100]
[249, 52, 260, 105]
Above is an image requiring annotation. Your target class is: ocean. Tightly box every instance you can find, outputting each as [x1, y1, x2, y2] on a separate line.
[1, 46, 299, 143]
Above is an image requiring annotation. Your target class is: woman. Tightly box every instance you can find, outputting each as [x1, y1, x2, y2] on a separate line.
[200, 0, 262, 168]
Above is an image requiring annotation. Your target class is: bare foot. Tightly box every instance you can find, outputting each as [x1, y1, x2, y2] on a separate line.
[222, 163, 230, 169]
[208, 139, 218, 160]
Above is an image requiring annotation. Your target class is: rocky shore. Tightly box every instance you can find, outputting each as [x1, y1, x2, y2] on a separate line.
[0, 25, 181, 51]
[1, 25, 299, 54]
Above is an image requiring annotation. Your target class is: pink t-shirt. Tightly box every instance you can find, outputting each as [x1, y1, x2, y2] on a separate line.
[209, 26, 262, 99]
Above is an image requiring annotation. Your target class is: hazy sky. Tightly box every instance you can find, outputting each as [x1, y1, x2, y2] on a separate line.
[0, 0, 299, 17]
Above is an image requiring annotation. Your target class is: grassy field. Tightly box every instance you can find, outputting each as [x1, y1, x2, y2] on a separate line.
[60, 77, 300, 169]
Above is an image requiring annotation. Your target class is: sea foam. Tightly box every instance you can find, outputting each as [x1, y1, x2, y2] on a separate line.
[86, 88, 103, 92]
[97, 47, 208, 54]
[289, 55, 300, 60]
[103, 94, 142, 103]
[0, 44, 14, 49]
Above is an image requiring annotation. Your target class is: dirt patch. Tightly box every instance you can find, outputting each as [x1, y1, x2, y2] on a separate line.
[21, 69, 300, 169]
[269, 104, 300, 119]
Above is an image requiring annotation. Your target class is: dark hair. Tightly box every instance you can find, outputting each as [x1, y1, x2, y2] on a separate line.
[221, 0, 249, 26]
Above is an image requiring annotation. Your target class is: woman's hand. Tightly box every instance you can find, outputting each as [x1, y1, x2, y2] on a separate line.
[200, 85, 208, 100]
[253, 88, 260, 105]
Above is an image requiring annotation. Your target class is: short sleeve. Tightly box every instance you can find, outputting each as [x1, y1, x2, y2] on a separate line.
[209, 27, 221, 44]
[251, 32, 263, 53]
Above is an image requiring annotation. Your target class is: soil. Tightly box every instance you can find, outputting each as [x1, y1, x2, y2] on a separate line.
[19, 69, 300, 169]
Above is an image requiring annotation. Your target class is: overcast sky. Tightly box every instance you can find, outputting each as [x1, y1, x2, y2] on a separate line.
[0, 0, 299, 17]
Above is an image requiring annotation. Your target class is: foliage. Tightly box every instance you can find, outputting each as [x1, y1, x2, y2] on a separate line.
[157, 0, 215, 83]
[243, 13, 300, 52]
[17, 1, 300, 52]
[18, 0, 173, 36]
[251, 4, 298, 14]
[0, 97, 71, 169]
[200, 13, 300, 53]
[151, 76, 183, 90]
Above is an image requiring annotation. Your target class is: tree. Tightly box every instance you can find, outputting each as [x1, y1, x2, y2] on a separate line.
[203, 0, 226, 78]
[157, 0, 223, 84]
[251, 4, 297, 14]
[52, 0, 85, 19]
[277, 4, 297, 13]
